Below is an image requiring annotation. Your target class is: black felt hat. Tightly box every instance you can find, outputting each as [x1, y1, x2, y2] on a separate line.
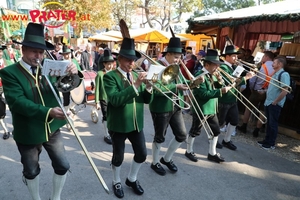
[203, 49, 223, 65]
[59, 45, 73, 54]
[100, 49, 115, 62]
[118, 38, 141, 60]
[13, 22, 54, 50]
[165, 37, 182, 54]
[222, 45, 240, 56]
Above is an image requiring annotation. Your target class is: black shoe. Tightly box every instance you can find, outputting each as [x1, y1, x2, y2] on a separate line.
[160, 157, 178, 172]
[104, 136, 112, 145]
[237, 124, 247, 133]
[185, 151, 198, 162]
[257, 140, 267, 147]
[113, 182, 124, 198]
[222, 140, 237, 150]
[216, 141, 223, 149]
[3, 132, 10, 140]
[125, 179, 144, 195]
[150, 163, 166, 176]
[252, 128, 259, 138]
[207, 153, 225, 163]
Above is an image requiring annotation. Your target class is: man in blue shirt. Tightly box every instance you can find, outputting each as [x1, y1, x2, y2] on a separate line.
[258, 56, 290, 149]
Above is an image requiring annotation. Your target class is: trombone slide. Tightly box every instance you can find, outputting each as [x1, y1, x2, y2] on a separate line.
[37, 57, 110, 194]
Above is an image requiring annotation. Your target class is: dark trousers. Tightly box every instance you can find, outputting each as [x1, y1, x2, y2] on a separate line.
[151, 106, 187, 143]
[189, 114, 220, 137]
[110, 130, 147, 167]
[16, 130, 70, 179]
[100, 100, 107, 121]
[218, 102, 239, 126]
[264, 104, 282, 146]
[62, 92, 71, 106]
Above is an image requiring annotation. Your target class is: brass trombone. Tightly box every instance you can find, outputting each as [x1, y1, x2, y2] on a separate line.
[38, 52, 110, 194]
[217, 67, 268, 124]
[136, 51, 191, 110]
[178, 59, 215, 139]
[236, 59, 291, 93]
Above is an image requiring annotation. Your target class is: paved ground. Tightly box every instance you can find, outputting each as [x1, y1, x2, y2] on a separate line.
[1, 105, 300, 200]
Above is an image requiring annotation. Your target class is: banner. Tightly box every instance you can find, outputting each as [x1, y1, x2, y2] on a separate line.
[0, 8, 12, 41]
[63, 22, 71, 45]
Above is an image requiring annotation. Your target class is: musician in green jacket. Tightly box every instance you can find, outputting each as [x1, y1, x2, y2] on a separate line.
[95, 48, 116, 144]
[0, 44, 13, 139]
[104, 37, 153, 198]
[184, 49, 232, 163]
[149, 36, 190, 176]
[0, 23, 82, 200]
[218, 45, 254, 150]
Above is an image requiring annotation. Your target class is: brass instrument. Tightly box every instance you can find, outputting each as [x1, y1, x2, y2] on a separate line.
[136, 51, 190, 110]
[37, 53, 110, 194]
[179, 59, 214, 139]
[217, 67, 267, 124]
[236, 59, 291, 93]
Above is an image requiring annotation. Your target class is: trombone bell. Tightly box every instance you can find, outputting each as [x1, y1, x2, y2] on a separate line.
[161, 64, 179, 84]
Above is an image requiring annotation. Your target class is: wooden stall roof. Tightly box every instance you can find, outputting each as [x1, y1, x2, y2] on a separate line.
[187, 0, 300, 35]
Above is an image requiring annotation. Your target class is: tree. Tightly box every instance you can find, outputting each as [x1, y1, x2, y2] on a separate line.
[111, 0, 141, 29]
[140, 0, 203, 31]
[40, 0, 114, 36]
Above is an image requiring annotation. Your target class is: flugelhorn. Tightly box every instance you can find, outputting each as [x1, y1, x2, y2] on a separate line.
[137, 51, 190, 110]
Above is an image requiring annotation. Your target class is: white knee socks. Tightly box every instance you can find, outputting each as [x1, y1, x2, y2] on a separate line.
[225, 124, 236, 142]
[51, 173, 67, 200]
[209, 136, 218, 155]
[25, 175, 41, 200]
[112, 165, 121, 185]
[152, 142, 162, 164]
[127, 160, 142, 182]
[102, 121, 110, 137]
[186, 135, 195, 153]
[164, 137, 181, 162]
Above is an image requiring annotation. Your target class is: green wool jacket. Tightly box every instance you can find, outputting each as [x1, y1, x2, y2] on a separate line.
[192, 70, 223, 115]
[0, 62, 82, 145]
[218, 63, 246, 104]
[104, 69, 153, 133]
[149, 60, 188, 113]
[95, 69, 107, 103]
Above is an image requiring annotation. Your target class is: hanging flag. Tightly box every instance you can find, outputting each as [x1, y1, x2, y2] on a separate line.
[62, 21, 71, 45]
[0, 8, 12, 42]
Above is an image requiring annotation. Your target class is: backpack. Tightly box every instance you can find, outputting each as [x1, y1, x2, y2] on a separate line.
[278, 71, 296, 101]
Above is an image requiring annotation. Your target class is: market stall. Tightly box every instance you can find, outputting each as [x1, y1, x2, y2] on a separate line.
[187, 0, 300, 138]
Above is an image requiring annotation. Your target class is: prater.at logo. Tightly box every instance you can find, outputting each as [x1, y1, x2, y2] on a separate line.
[29, 2, 90, 28]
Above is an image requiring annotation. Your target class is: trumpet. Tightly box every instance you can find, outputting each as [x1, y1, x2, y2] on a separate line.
[136, 51, 191, 110]
[217, 67, 267, 124]
[236, 59, 291, 93]
[37, 52, 110, 194]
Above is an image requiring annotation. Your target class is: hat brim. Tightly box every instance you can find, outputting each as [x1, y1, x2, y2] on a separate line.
[203, 59, 224, 65]
[59, 50, 73, 54]
[221, 52, 241, 56]
[0, 45, 7, 50]
[13, 40, 54, 50]
[119, 51, 141, 60]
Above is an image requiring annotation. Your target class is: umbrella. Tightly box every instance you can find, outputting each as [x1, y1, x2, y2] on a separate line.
[88, 33, 122, 42]
[130, 28, 190, 43]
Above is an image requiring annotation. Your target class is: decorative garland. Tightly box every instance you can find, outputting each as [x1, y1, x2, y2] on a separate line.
[187, 13, 300, 33]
